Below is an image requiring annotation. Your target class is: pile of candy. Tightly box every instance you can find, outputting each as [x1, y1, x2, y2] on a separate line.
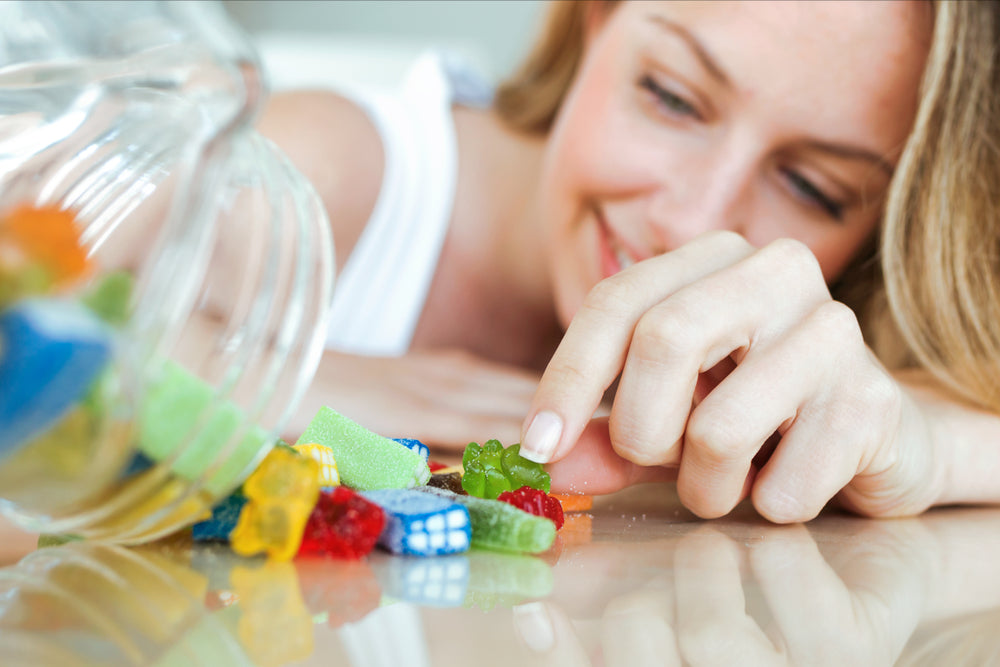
[191, 406, 585, 561]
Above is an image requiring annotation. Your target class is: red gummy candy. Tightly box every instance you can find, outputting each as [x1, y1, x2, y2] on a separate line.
[298, 487, 386, 559]
[497, 486, 564, 530]
[427, 460, 449, 472]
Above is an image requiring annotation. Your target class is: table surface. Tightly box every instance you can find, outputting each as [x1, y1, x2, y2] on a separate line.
[1, 484, 999, 666]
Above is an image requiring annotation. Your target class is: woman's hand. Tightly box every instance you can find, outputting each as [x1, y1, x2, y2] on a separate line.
[290, 348, 542, 453]
[521, 231, 941, 522]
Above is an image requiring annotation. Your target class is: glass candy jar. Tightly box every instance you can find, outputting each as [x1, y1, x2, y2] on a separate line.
[0, 1, 334, 542]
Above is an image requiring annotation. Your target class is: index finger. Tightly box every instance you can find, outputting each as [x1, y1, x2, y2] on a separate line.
[520, 231, 754, 463]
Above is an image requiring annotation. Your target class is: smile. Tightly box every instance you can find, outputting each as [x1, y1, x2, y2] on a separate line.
[595, 206, 636, 277]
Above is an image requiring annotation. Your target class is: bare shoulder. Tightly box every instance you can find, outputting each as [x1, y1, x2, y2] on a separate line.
[257, 91, 384, 271]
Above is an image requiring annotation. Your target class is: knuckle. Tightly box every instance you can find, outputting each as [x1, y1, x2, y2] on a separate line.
[700, 229, 752, 253]
[608, 415, 675, 466]
[685, 416, 746, 468]
[762, 237, 825, 284]
[631, 303, 700, 362]
[580, 273, 633, 316]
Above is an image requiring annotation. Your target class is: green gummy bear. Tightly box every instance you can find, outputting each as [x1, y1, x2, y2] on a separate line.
[461, 440, 550, 499]
[294, 406, 430, 490]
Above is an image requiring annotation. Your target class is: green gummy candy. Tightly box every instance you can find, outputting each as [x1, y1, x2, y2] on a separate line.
[421, 487, 555, 554]
[138, 361, 270, 496]
[81, 270, 133, 326]
[461, 440, 550, 499]
[294, 407, 430, 490]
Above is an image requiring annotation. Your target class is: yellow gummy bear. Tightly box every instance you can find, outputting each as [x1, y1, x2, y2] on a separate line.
[292, 442, 340, 487]
[230, 447, 320, 561]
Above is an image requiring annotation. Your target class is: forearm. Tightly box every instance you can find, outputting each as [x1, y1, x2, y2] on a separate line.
[899, 369, 1000, 507]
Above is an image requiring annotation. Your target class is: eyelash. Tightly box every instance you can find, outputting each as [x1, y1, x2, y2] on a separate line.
[638, 73, 847, 222]
[639, 74, 700, 120]
[780, 168, 845, 221]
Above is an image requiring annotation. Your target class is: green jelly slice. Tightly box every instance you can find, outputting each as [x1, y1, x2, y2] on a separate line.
[138, 361, 270, 496]
[294, 407, 430, 490]
[421, 487, 555, 554]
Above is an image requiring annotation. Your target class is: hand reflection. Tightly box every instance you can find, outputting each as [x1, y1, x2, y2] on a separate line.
[517, 517, 941, 667]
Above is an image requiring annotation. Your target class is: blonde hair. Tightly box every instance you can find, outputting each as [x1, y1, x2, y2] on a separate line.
[498, 0, 1000, 413]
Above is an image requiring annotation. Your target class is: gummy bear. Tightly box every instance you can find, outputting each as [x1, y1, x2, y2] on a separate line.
[461, 440, 550, 499]
[497, 486, 564, 529]
[298, 487, 385, 559]
[231, 562, 314, 667]
[230, 447, 321, 561]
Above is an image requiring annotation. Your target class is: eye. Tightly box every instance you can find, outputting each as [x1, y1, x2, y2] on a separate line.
[781, 167, 846, 221]
[639, 74, 700, 120]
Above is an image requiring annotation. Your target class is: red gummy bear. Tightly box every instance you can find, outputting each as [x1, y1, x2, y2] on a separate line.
[298, 487, 386, 559]
[497, 486, 564, 530]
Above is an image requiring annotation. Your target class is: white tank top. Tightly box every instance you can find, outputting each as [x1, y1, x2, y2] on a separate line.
[324, 51, 492, 356]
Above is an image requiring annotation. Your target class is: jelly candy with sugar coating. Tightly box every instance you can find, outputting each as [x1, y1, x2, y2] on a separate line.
[461, 440, 550, 500]
[192, 494, 248, 542]
[230, 448, 320, 560]
[293, 442, 340, 487]
[498, 486, 564, 529]
[298, 487, 385, 559]
[295, 407, 429, 489]
[363, 488, 471, 556]
[392, 438, 429, 460]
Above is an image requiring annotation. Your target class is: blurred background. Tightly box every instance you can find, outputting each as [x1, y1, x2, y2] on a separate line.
[222, 0, 546, 90]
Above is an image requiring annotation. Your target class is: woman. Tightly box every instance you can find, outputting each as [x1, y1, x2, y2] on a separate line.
[261, 1, 1000, 522]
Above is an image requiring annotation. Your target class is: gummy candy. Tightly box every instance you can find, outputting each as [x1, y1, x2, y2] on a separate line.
[427, 471, 465, 495]
[230, 447, 320, 561]
[294, 407, 430, 490]
[192, 494, 248, 542]
[81, 270, 133, 326]
[139, 360, 271, 495]
[551, 493, 594, 512]
[293, 443, 340, 487]
[497, 486, 564, 530]
[362, 488, 471, 556]
[420, 487, 556, 554]
[0, 204, 91, 306]
[0, 299, 112, 456]
[392, 438, 429, 460]
[298, 487, 385, 559]
[461, 440, 550, 499]
[428, 460, 449, 473]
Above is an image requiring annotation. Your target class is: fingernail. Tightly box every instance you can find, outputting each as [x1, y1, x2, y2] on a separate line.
[512, 602, 555, 653]
[521, 411, 562, 463]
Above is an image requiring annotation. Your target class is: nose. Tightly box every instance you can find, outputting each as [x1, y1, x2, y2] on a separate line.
[645, 144, 757, 251]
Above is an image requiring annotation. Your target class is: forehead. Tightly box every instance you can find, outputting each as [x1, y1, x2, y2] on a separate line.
[612, 0, 933, 152]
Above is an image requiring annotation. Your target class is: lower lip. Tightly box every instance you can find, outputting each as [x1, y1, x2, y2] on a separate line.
[595, 212, 622, 279]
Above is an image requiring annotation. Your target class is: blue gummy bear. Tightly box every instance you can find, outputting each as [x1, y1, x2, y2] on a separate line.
[392, 438, 429, 461]
[363, 488, 471, 556]
[0, 299, 112, 456]
[192, 494, 247, 542]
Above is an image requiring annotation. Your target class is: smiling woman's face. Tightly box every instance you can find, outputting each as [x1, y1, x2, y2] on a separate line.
[539, 0, 932, 327]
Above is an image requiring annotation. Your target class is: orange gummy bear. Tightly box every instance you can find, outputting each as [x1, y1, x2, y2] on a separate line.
[0, 204, 91, 285]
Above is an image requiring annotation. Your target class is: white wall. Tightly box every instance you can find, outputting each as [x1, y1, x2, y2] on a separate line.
[222, 0, 546, 84]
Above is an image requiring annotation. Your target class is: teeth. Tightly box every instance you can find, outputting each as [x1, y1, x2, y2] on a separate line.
[612, 241, 635, 270]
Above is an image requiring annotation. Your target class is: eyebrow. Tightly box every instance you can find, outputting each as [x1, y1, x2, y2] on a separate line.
[648, 14, 894, 176]
[647, 14, 731, 88]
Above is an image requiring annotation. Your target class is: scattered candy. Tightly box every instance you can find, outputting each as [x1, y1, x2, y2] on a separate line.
[230, 447, 320, 561]
[426, 471, 465, 495]
[550, 493, 594, 513]
[461, 440, 550, 500]
[192, 494, 248, 542]
[392, 438, 429, 460]
[298, 487, 385, 559]
[362, 488, 471, 556]
[497, 486, 564, 530]
[293, 443, 341, 487]
[420, 487, 556, 554]
[294, 407, 430, 490]
[0, 298, 112, 456]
